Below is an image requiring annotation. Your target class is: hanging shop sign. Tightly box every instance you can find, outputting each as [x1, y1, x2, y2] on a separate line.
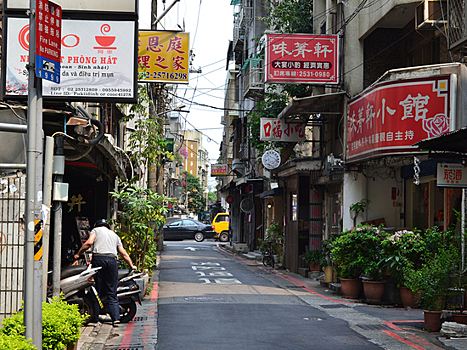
[4, 17, 137, 102]
[265, 34, 339, 85]
[437, 163, 467, 187]
[138, 31, 189, 84]
[260, 118, 306, 142]
[211, 164, 228, 176]
[346, 76, 453, 162]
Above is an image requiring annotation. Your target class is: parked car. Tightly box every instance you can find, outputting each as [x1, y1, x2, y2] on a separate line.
[211, 213, 230, 242]
[162, 218, 216, 242]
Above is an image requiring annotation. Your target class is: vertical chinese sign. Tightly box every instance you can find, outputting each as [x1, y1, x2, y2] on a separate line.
[265, 34, 339, 85]
[346, 76, 452, 162]
[35, 0, 61, 83]
[138, 31, 189, 84]
[185, 140, 198, 175]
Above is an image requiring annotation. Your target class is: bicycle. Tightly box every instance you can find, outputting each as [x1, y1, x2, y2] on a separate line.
[261, 240, 275, 268]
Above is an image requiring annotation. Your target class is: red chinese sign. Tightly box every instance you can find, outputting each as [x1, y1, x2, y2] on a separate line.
[260, 118, 306, 142]
[346, 76, 452, 161]
[211, 164, 228, 176]
[35, 0, 61, 83]
[265, 34, 339, 85]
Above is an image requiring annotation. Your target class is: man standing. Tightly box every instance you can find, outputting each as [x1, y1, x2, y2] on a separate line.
[74, 219, 136, 326]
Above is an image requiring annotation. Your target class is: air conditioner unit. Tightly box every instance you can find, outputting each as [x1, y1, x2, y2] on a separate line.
[415, 0, 447, 30]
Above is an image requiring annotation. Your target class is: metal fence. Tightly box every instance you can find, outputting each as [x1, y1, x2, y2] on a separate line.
[0, 174, 26, 321]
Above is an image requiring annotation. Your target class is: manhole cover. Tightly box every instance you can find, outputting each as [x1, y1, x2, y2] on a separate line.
[320, 304, 350, 309]
[356, 324, 391, 330]
[184, 296, 225, 302]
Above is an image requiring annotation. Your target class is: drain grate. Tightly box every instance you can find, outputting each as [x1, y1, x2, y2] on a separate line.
[184, 296, 225, 302]
[105, 347, 144, 350]
[285, 285, 304, 289]
[320, 304, 350, 309]
[132, 316, 148, 322]
[356, 324, 391, 331]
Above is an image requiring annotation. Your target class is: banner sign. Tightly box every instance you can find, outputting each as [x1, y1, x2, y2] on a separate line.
[4, 17, 137, 102]
[35, 0, 62, 83]
[260, 118, 306, 142]
[211, 164, 228, 176]
[265, 34, 339, 85]
[437, 163, 467, 187]
[346, 76, 452, 161]
[138, 31, 189, 84]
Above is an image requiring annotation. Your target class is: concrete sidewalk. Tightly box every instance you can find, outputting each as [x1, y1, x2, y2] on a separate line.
[75, 244, 467, 350]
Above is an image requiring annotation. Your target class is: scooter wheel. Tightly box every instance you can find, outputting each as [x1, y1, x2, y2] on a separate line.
[81, 297, 96, 324]
[119, 301, 137, 323]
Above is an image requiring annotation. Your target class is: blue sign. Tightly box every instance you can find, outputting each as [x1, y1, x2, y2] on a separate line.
[36, 56, 60, 83]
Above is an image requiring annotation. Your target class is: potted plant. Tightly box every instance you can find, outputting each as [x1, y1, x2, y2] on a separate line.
[302, 249, 323, 272]
[403, 246, 460, 332]
[382, 229, 426, 308]
[349, 199, 370, 226]
[330, 224, 387, 299]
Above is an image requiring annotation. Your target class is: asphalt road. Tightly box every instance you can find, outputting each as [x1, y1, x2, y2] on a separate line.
[157, 240, 383, 350]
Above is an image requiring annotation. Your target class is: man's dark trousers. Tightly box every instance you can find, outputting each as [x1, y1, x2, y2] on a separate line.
[92, 255, 120, 322]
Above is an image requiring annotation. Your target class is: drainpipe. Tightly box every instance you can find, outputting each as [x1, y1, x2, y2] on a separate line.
[42, 136, 54, 301]
[52, 136, 64, 297]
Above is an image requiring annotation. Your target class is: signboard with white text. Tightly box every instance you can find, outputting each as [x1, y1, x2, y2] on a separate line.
[437, 163, 467, 187]
[265, 34, 339, 85]
[4, 17, 137, 102]
[346, 76, 452, 162]
[35, 0, 62, 83]
[260, 118, 306, 142]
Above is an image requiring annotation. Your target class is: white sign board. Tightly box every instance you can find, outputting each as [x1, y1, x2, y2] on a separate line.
[4, 17, 136, 102]
[260, 118, 306, 142]
[437, 163, 467, 187]
[5, 0, 137, 12]
[262, 150, 281, 170]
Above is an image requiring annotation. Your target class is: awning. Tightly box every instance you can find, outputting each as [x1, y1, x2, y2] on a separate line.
[277, 91, 346, 120]
[259, 187, 283, 199]
[415, 127, 467, 154]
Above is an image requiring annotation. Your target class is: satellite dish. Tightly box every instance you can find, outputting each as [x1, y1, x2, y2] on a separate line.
[240, 198, 254, 212]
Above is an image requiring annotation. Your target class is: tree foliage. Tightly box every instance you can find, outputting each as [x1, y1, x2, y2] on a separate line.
[264, 0, 313, 34]
[183, 171, 206, 217]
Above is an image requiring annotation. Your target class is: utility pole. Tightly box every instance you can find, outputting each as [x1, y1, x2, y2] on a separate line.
[151, 0, 165, 251]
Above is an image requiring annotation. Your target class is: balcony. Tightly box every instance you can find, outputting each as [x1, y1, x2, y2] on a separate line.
[242, 58, 264, 100]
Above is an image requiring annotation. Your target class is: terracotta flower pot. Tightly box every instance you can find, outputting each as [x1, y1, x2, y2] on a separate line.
[400, 287, 421, 308]
[362, 280, 386, 303]
[340, 278, 362, 299]
[452, 313, 467, 324]
[423, 310, 442, 332]
[309, 263, 321, 271]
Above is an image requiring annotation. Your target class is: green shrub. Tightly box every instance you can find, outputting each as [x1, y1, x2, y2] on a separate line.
[0, 334, 36, 350]
[1, 297, 86, 350]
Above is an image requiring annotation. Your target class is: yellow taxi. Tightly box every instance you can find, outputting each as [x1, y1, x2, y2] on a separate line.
[211, 213, 229, 242]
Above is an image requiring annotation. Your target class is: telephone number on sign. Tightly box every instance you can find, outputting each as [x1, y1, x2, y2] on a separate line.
[144, 72, 188, 80]
[298, 71, 332, 78]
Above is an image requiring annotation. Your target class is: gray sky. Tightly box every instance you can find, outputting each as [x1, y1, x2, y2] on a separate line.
[139, 0, 233, 171]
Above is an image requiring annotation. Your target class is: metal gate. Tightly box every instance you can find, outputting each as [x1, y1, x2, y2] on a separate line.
[0, 174, 26, 321]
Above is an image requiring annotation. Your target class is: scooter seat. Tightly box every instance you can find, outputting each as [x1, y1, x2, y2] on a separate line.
[118, 269, 130, 280]
[61, 265, 88, 279]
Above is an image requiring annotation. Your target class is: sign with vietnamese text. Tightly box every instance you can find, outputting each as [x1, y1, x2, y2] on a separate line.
[346, 76, 452, 161]
[35, 0, 61, 83]
[265, 34, 339, 85]
[260, 118, 306, 142]
[5, 17, 136, 102]
[138, 31, 189, 84]
[211, 164, 228, 176]
[437, 163, 467, 187]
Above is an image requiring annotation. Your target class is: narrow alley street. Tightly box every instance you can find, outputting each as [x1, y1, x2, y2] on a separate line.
[77, 240, 467, 350]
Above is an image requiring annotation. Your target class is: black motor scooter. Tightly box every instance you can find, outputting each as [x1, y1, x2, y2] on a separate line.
[88, 269, 143, 323]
